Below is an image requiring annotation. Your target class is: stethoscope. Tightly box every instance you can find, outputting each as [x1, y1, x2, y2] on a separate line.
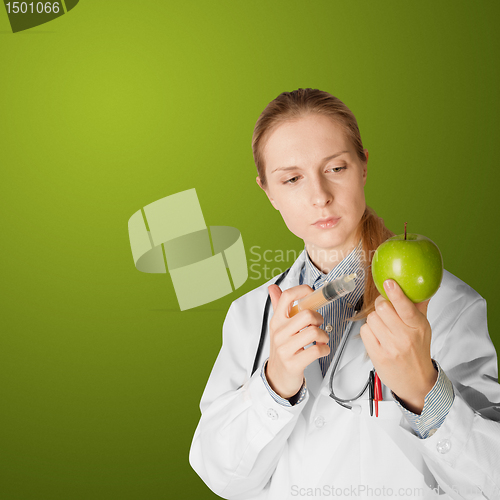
[251, 267, 378, 414]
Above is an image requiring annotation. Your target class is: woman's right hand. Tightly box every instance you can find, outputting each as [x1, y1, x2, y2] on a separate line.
[265, 284, 330, 400]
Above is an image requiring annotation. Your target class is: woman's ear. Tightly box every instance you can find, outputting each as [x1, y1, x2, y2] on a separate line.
[256, 176, 279, 210]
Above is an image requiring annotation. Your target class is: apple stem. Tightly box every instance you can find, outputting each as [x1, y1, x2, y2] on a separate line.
[404, 222, 407, 240]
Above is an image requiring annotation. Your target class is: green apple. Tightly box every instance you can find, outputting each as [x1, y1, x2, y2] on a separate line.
[371, 225, 443, 303]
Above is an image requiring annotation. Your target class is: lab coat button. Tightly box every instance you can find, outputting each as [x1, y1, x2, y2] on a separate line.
[314, 416, 325, 428]
[436, 439, 451, 454]
[267, 408, 278, 420]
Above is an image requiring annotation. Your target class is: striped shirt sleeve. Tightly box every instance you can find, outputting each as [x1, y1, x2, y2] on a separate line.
[391, 359, 455, 439]
[261, 358, 307, 406]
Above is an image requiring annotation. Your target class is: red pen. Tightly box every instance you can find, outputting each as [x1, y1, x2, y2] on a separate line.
[374, 372, 383, 417]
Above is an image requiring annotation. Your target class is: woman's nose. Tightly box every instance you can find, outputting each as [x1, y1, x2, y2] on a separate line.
[310, 177, 333, 207]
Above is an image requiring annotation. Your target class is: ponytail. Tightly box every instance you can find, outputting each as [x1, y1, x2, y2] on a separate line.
[353, 205, 395, 322]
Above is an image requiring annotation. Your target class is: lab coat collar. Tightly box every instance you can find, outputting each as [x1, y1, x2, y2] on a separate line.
[277, 248, 308, 292]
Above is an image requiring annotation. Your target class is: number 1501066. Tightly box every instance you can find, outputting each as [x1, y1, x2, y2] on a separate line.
[5, 2, 61, 14]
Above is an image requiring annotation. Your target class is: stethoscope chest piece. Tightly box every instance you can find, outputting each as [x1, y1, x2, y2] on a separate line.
[350, 404, 362, 415]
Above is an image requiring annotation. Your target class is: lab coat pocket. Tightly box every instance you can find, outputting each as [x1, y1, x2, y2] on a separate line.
[373, 400, 405, 420]
[361, 400, 438, 493]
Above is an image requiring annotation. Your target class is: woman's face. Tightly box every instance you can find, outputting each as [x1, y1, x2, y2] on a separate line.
[257, 113, 368, 263]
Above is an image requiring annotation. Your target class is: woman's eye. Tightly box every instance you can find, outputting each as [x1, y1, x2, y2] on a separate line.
[283, 167, 346, 185]
[330, 166, 347, 173]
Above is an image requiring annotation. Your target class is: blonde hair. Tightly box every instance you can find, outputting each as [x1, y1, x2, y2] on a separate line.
[252, 88, 394, 321]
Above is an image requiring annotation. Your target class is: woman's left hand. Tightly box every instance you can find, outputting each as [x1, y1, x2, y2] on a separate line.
[359, 279, 438, 414]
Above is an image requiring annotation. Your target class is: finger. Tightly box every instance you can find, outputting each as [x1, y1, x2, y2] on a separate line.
[269, 285, 318, 335]
[383, 279, 423, 328]
[289, 308, 324, 332]
[268, 284, 282, 313]
[373, 295, 405, 335]
[359, 323, 381, 360]
[374, 294, 385, 309]
[295, 340, 331, 367]
[415, 298, 431, 317]
[275, 308, 324, 346]
[275, 284, 315, 321]
[287, 325, 330, 355]
[366, 310, 393, 349]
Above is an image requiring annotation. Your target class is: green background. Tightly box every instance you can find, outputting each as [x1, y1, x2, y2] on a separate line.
[1, 1, 499, 498]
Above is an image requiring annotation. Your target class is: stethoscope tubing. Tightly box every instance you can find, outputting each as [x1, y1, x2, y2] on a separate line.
[251, 267, 291, 376]
[251, 267, 372, 412]
[328, 319, 372, 409]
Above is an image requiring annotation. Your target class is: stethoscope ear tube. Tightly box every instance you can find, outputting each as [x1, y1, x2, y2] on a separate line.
[251, 267, 291, 377]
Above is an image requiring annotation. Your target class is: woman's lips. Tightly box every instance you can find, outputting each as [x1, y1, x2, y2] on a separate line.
[313, 217, 341, 229]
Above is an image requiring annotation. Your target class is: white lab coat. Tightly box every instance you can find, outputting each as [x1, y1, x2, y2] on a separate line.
[189, 249, 500, 499]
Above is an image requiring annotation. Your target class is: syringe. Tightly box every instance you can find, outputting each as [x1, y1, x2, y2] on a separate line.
[289, 272, 357, 317]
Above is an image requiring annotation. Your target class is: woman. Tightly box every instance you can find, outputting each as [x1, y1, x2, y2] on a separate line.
[189, 89, 500, 499]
